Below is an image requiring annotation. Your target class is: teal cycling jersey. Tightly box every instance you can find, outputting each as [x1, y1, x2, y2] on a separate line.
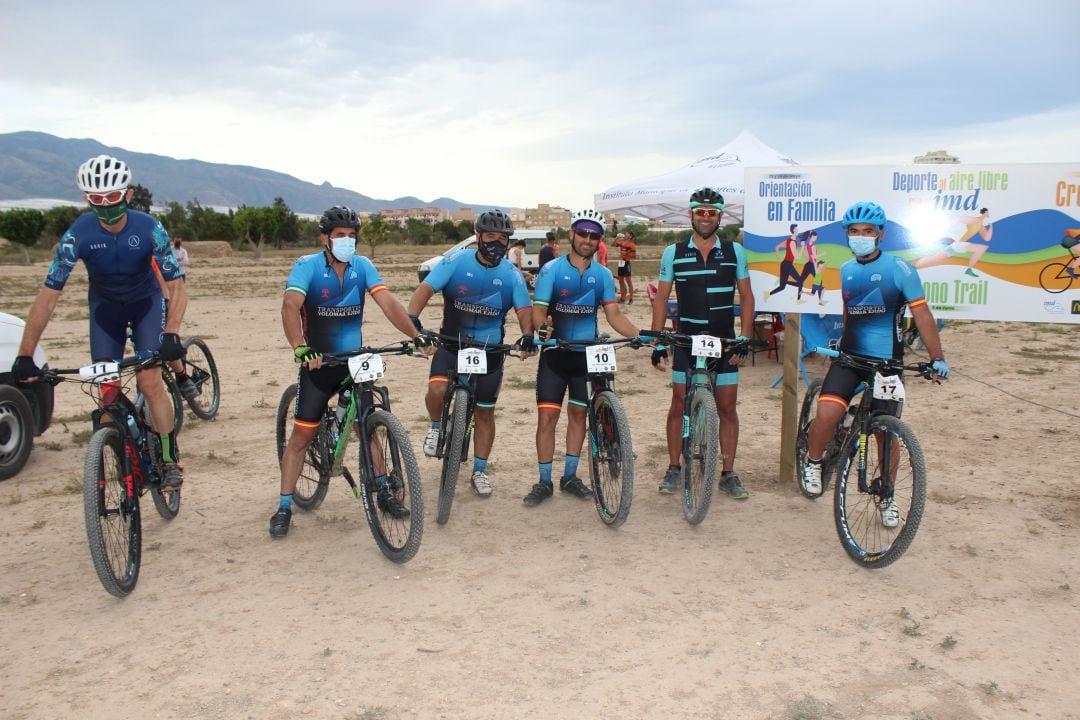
[44, 211, 182, 303]
[423, 248, 531, 345]
[839, 251, 928, 360]
[285, 251, 388, 353]
[532, 255, 617, 347]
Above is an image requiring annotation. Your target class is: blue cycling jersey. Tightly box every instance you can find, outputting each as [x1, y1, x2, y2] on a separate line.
[423, 248, 531, 345]
[839, 251, 927, 360]
[285, 251, 387, 353]
[532, 255, 617, 347]
[44, 211, 182, 303]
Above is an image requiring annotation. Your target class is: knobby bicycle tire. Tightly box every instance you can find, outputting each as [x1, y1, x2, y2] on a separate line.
[436, 388, 470, 525]
[181, 336, 221, 420]
[143, 413, 181, 520]
[275, 384, 330, 511]
[682, 389, 719, 525]
[589, 390, 634, 528]
[361, 410, 423, 563]
[796, 379, 845, 499]
[833, 414, 927, 569]
[83, 427, 141, 597]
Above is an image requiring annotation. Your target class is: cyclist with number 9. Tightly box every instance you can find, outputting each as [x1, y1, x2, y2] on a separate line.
[643, 188, 755, 500]
[524, 209, 639, 507]
[271, 205, 430, 538]
[12, 155, 189, 490]
[799, 201, 948, 527]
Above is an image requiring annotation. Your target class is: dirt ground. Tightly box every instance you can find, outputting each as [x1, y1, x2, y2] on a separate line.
[1, 249, 1078, 720]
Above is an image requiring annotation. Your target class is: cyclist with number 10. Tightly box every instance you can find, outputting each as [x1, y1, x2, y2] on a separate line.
[271, 206, 431, 538]
[643, 188, 756, 500]
[524, 209, 639, 507]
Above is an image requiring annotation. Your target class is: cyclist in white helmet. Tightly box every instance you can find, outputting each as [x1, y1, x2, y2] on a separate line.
[12, 155, 190, 489]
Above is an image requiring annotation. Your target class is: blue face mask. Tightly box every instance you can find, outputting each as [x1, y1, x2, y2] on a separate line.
[330, 236, 356, 262]
[847, 235, 877, 257]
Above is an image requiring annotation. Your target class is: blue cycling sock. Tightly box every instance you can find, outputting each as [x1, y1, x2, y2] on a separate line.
[539, 462, 553, 485]
[279, 494, 293, 511]
[430, 420, 441, 430]
[473, 456, 487, 475]
[562, 454, 580, 479]
[374, 474, 388, 488]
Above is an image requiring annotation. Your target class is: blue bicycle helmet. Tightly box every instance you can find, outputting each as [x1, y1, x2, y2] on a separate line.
[841, 201, 887, 228]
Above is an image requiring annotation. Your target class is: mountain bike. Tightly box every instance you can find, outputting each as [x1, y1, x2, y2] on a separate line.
[133, 335, 222, 432]
[421, 331, 517, 525]
[43, 355, 180, 597]
[654, 333, 764, 525]
[274, 342, 423, 563]
[795, 348, 934, 569]
[539, 336, 638, 528]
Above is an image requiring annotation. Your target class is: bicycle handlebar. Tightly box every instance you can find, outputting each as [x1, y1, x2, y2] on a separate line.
[817, 347, 936, 381]
[419, 330, 518, 354]
[42, 355, 164, 385]
[320, 342, 417, 364]
[646, 332, 767, 354]
[537, 336, 642, 350]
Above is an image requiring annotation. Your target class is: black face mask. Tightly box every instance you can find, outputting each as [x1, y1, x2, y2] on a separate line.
[478, 239, 508, 264]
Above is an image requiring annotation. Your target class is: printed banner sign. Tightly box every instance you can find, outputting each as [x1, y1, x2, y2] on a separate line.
[744, 164, 1080, 323]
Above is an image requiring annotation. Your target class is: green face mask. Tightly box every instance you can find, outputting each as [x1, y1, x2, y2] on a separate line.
[92, 201, 127, 226]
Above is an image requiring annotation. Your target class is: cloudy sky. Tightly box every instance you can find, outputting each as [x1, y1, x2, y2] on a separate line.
[2, 0, 1077, 209]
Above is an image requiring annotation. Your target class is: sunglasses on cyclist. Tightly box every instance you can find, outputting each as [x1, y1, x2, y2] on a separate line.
[574, 229, 603, 241]
[692, 207, 721, 218]
[85, 190, 126, 206]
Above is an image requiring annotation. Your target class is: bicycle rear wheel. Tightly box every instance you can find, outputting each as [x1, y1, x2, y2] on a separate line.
[83, 427, 141, 597]
[275, 384, 330, 510]
[589, 390, 634, 528]
[181, 337, 221, 419]
[436, 388, 469, 525]
[1038, 262, 1072, 294]
[361, 410, 423, 563]
[796, 379, 845, 498]
[134, 375, 185, 436]
[833, 415, 927, 569]
[682, 389, 718, 525]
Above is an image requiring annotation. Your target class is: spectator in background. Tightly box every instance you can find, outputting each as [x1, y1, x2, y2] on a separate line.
[538, 231, 558, 270]
[613, 231, 638, 303]
[596, 233, 609, 269]
[508, 237, 534, 286]
[172, 236, 190, 276]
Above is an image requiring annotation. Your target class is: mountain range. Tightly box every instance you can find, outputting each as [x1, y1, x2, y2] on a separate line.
[0, 131, 490, 214]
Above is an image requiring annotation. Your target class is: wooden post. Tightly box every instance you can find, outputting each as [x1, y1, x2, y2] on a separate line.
[779, 313, 801, 487]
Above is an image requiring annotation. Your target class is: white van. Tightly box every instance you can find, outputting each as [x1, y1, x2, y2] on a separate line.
[417, 230, 548, 283]
[0, 312, 54, 479]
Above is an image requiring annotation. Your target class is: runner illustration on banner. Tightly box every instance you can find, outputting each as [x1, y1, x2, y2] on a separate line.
[914, 207, 993, 277]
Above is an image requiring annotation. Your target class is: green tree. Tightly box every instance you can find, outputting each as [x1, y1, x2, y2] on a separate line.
[431, 219, 460, 244]
[456, 219, 474, 239]
[297, 218, 320, 246]
[161, 201, 190, 238]
[185, 199, 208, 240]
[129, 183, 153, 213]
[269, 197, 298, 249]
[42, 205, 83, 241]
[0, 208, 46, 265]
[403, 218, 433, 245]
[202, 208, 236, 243]
[361, 213, 388, 258]
[233, 206, 277, 260]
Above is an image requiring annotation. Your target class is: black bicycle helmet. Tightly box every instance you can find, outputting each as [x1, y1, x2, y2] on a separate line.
[475, 209, 515, 236]
[319, 205, 361, 235]
[689, 187, 725, 208]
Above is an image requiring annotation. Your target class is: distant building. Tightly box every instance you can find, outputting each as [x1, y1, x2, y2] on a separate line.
[524, 203, 571, 229]
[914, 149, 960, 164]
[379, 206, 450, 227]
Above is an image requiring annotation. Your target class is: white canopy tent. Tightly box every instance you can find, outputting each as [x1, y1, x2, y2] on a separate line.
[594, 130, 798, 225]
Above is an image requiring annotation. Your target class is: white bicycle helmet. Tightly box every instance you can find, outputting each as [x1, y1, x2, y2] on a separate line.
[76, 155, 132, 194]
[570, 208, 606, 234]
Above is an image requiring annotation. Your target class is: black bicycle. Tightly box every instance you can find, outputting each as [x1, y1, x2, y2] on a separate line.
[653, 333, 764, 525]
[44, 355, 180, 596]
[275, 343, 423, 563]
[795, 348, 933, 568]
[421, 331, 517, 525]
[134, 335, 222, 432]
[539, 336, 637, 528]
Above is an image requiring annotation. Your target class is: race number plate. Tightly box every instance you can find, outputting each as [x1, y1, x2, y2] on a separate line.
[586, 344, 617, 373]
[872, 372, 906, 402]
[79, 361, 119, 383]
[458, 348, 487, 375]
[348, 353, 384, 383]
[691, 335, 723, 358]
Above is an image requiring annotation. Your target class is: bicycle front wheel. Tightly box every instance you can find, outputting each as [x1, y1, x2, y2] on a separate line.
[1038, 262, 1072, 294]
[182, 336, 221, 419]
[436, 388, 470, 525]
[833, 415, 927, 569]
[361, 410, 423, 563]
[682, 389, 719, 525]
[589, 390, 634, 528]
[275, 384, 330, 511]
[83, 427, 141, 597]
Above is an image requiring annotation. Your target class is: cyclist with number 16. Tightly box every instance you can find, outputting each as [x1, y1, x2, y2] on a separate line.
[271, 206, 431, 538]
[524, 209, 640, 507]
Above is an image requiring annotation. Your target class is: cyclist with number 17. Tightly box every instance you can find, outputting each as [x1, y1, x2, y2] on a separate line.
[271, 206, 432, 538]
[408, 209, 535, 499]
[12, 155, 189, 490]
[643, 188, 756, 500]
[524, 209, 639, 507]
[799, 201, 949, 527]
